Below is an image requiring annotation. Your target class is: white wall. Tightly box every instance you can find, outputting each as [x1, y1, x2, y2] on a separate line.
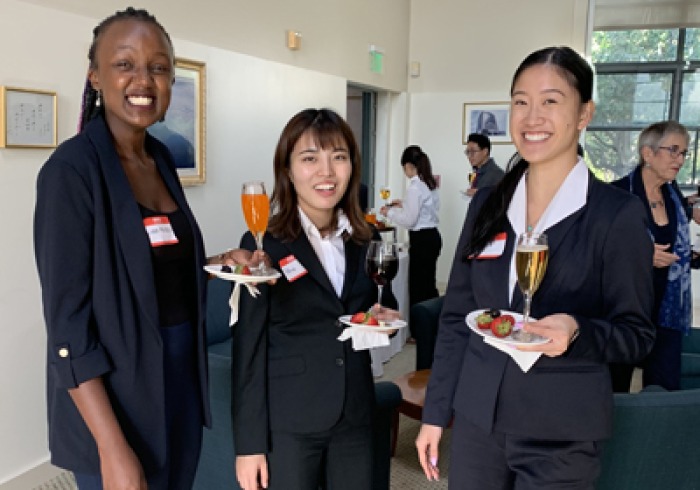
[406, 0, 590, 283]
[21, 0, 411, 93]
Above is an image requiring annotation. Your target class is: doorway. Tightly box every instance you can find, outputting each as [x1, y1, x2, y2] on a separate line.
[346, 85, 377, 210]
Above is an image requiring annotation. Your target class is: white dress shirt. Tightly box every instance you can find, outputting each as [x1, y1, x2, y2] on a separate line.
[298, 207, 352, 297]
[387, 175, 440, 231]
[506, 158, 589, 302]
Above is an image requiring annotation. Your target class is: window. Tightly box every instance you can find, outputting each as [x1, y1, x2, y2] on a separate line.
[587, 28, 699, 187]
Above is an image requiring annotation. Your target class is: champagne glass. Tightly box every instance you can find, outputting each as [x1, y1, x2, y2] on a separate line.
[365, 240, 399, 306]
[379, 185, 391, 206]
[514, 232, 549, 341]
[241, 181, 272, 274]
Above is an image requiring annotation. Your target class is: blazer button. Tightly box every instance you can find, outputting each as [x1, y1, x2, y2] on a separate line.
[335, 358, 344, 366]
[58, 347, 69, 358]
[335, 320, 342, 328]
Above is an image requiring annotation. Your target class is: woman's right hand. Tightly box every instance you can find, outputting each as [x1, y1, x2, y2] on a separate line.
[653, 243, 680, 268]
[416, 423, 443, 481]
[236, 454, 268, 490]
[99, 442, 147, 489]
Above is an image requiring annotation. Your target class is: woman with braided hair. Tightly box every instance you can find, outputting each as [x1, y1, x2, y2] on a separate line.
[34, 8, 256, 489]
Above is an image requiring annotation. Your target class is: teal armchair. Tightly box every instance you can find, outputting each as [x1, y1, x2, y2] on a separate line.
[597, 328, 700, 489]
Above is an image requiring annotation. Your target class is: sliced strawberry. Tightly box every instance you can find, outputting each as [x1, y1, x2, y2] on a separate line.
[233, 264, 252, 275]
[490, 315, 515, 338]
[350, 312, 368, 324]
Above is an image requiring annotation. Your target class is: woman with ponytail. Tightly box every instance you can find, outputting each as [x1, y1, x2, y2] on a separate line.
[34, 8, 256, 489]
[416, 46, 655, 488]
[379, 145, 442, 306]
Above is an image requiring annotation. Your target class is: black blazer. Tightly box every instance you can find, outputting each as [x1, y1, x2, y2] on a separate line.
[423, 176, 655, 441]
[232, 231, 379, 455]
[34, 116, 210, 474]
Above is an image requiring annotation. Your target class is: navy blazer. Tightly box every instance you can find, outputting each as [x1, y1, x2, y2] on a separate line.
[34, 116, 210, 474]
[232, 231, 379, 455]
[423, 176, 655, 441]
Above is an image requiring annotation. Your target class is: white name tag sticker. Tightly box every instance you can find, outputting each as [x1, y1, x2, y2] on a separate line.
[279, 255, 308, 282]
[143, 216, 179, 247]
[477, 232, 506, 259]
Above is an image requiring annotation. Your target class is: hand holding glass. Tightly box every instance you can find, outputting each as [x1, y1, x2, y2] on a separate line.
[241, 181, 272, 274]
[514, 232, 548, 342]
[365, 241, 399, 306]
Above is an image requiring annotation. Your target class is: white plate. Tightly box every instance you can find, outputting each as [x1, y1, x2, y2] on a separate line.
[204, 265, 281, 283]
[339, 315, 408, 332]
[465, 309, 549, 346]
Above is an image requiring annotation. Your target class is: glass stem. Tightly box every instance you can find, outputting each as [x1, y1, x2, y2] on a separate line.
[523, 292, 532, 324]
[377, 284, 383, 306]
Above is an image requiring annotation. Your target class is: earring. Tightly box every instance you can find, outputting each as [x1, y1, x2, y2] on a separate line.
[95, 90, 102, 107]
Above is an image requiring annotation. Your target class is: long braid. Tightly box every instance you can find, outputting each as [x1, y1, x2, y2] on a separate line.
[77, 7, 173, 132]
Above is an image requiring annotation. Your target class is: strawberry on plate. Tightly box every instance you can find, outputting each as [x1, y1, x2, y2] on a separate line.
[490, 314, 515, 338]
[350, 312, 369, 324]
[364, 316, 379, 326]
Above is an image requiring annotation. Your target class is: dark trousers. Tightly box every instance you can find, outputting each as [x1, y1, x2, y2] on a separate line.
[268, 416, 372, 490]
[644, 326, 683, 390]
[448, 412, 601, 490]
[609, 326, 683, 392]
[74, 321, 203, 490]
[408, 228, 441, 307]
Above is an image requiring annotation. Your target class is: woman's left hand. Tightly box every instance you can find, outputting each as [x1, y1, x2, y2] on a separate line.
[370, 304, 401, 334]
[209, 249, 267, 267]
[516, 314, 579, 357]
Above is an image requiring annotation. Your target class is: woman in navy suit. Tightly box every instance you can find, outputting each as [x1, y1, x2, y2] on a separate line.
[610, 121, 695, 391]
[416, 47, 655, 489]
[34, 8, 253, 489]
[232, 109, 400, 490]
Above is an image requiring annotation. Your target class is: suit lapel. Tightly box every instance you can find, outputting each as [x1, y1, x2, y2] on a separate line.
[285, 233, 338, 297]
[87, 119, 160, 331]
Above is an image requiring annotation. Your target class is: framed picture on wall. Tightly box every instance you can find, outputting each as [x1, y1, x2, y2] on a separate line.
[0, 86, 57, 148]
[462, 101, 511, 144]
[148, 58, 206, 185]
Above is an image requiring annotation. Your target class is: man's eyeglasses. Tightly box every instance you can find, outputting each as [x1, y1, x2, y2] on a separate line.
[657, 145, 690, 159]
[465, 149, 483, 155]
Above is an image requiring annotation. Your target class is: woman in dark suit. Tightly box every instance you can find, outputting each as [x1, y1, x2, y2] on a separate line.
[415, 47, 655, 489]
[232, 109, 400, 490]
[610, 121, 695, 391]
[34, 8, 252, 489]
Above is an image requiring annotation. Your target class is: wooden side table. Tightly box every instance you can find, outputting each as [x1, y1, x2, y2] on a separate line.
[391, 369, 431, 456]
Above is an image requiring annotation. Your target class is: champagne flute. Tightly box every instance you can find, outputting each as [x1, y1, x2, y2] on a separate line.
[365, 240, 399, 306]
[514, 232, 549, 341]
[241, 181, 272, 274]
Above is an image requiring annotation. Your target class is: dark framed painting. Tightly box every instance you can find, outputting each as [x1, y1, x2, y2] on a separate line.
[149, 58, 206, 185]
[463, 101, 511, 144]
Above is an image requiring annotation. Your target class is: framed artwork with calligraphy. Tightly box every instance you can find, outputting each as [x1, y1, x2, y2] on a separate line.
[0, 86, 57, 148]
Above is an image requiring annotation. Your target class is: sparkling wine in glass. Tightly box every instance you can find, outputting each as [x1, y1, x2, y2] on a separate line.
[241, 181, 271, 274]
[366, 241, 399, 306]
[515, 232, 548, 341]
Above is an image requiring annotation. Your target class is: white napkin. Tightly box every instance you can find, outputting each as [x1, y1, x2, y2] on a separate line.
[337, 327, 390, 350]
[483, 337, 542, 372]
[228, 282, 260, 326]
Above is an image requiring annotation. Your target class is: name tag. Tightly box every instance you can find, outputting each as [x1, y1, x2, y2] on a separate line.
[279, 255, 308, 282]
[143, 216, 178, 247]
[477, 232, 506, 259]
